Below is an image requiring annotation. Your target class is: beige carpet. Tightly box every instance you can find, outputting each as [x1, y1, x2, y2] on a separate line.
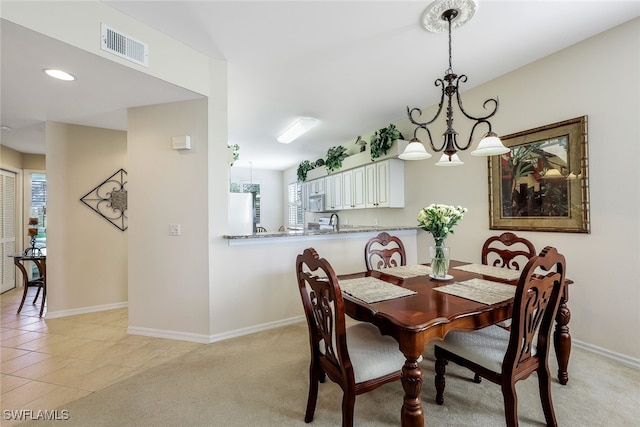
[19, 322, 640, 426]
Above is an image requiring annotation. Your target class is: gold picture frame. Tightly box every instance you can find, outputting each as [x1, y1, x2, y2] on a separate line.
[488, 116, 590, 233]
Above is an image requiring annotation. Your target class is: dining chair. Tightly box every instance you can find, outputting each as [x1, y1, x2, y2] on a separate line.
[482, 232, 536, 271]
[364, 232, 406, 271]
[482, 232, 536, 332]
[296, 247, 406, 427]
[434, 246, 566, 427]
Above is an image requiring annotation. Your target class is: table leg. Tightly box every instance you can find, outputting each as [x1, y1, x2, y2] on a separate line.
[400, 356, 424, 427]
[554, 295, 571, 385]
[14, 259, 30, 313]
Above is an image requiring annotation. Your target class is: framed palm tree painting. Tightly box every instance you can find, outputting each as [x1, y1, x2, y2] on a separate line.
[488, 116, 590, 233]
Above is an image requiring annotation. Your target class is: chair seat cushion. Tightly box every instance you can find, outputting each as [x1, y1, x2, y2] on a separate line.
[346, 322, 407, 384]
[437, 325, 524, 373]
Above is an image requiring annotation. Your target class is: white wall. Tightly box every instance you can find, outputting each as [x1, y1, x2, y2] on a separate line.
[46, 123, 128, 315]
[210, 230, 417, 338]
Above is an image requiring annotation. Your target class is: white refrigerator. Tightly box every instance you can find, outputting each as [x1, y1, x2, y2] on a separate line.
[228, 192, 256, 235]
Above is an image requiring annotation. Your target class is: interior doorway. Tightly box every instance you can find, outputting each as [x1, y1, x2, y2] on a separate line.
[1, 169, 17, 293]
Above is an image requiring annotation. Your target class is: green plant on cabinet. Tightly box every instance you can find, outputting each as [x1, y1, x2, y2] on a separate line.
[297, 160, 315, 182]
[370, 124, 403, 160]
[325, 145, 348, 173]
[228, 144, 240, 166]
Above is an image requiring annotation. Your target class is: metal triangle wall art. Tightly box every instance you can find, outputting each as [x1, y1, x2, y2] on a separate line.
[80, 168, 128, 231]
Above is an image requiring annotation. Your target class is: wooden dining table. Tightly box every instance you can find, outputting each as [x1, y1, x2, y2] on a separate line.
[338, 260, 573, 427]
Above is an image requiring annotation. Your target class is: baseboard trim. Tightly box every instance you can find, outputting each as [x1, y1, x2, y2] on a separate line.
[45, 305, 640, 369]
[208, 315, 305, 343]
[46, 302, 128, 319]
[573, 339, 640, 369]
[126, 315, 305, 344]
[127, 326, 211, 344]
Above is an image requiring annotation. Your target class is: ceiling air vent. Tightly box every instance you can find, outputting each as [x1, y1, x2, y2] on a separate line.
[101, 23, 149, 67]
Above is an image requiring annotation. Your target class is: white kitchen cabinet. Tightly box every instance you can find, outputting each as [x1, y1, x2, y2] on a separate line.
[300, 181, 309, 212]
[324, 173, 343, 210]
[342, 167, 366, 210]
[365, 159, 404, 208]
[308, 178, 324, 195]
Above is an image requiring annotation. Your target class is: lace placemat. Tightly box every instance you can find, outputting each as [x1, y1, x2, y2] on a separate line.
[453, 263, 521, 281]
[375, 264, 432, 279]
[339, 276, 417, 304]
[434, 278, 516, 305]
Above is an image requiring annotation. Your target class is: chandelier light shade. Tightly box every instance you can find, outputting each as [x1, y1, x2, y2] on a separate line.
[470, 131, 508, 156]
[435, 152, 464, 166]
[401, 0, 509, 166]
[398, 138, 432, 160]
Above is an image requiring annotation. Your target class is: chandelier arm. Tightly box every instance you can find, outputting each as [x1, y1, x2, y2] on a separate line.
[406, 78, 448, 152]
[455, 120, 492, 151]
[412, 124, 435, 149]
[454, 75, 500, 121]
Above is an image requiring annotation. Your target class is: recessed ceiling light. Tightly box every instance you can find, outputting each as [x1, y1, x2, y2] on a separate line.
[43, 68, 76, 81]
[277, 117, 318, 144]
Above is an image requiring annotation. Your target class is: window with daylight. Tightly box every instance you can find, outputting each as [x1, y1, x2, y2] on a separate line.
[288, 182, 303, 227]
[230, 181, 261, 224]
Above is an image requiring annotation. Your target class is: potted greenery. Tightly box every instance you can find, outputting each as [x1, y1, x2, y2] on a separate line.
[228, 144, 240, 166]
[325, 145, 348, 173]
[297, 160, 316, 182]
[370, 124, 403, 160]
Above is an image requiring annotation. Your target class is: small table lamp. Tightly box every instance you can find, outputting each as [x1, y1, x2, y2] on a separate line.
[27, 217, 39, 253]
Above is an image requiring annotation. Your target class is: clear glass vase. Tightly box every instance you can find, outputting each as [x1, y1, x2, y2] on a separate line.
[429, 244, 450, 278]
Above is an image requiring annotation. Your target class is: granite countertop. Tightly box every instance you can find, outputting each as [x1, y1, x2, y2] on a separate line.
[223, 225, 418, 239]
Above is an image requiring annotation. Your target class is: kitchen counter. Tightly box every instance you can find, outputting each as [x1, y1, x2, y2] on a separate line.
[223, 225, 418, 241]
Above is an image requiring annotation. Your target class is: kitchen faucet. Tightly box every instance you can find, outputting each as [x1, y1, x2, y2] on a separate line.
[329, 213, 339, 231]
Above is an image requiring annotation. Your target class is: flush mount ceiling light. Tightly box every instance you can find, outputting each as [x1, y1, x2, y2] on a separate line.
[277, 117, 318, 144]
[400, 0, 509, 166]
[43, 68, 76, 81]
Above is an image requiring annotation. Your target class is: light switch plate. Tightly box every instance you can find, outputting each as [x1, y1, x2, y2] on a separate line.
[169, 224, 181, 236]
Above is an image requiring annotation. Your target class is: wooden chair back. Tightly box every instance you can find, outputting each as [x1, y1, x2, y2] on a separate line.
[482, 232, 536, 270]
[506, 246, 565, 378]
[296, 248, 351, 388]
[296, 247, 404, 426]
[435, 246, 566, 426]
[364, 232, 406, 271]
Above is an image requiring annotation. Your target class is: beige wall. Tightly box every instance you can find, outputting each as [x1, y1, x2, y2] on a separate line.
[127, 99, 212, 338]
[0, 145, 45, 170]
[46, 123, 128, 313]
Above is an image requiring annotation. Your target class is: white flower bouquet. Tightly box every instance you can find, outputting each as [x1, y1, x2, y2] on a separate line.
[417, 204, 467, 277]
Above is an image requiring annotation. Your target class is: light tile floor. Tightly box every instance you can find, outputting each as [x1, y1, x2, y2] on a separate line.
[1, 286, 203, 426]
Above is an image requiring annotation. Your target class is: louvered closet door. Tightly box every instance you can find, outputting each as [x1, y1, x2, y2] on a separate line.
[1, 169, 17, 293]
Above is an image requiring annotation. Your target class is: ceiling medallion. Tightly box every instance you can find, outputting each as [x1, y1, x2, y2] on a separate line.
[422, 0, 478, 33]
